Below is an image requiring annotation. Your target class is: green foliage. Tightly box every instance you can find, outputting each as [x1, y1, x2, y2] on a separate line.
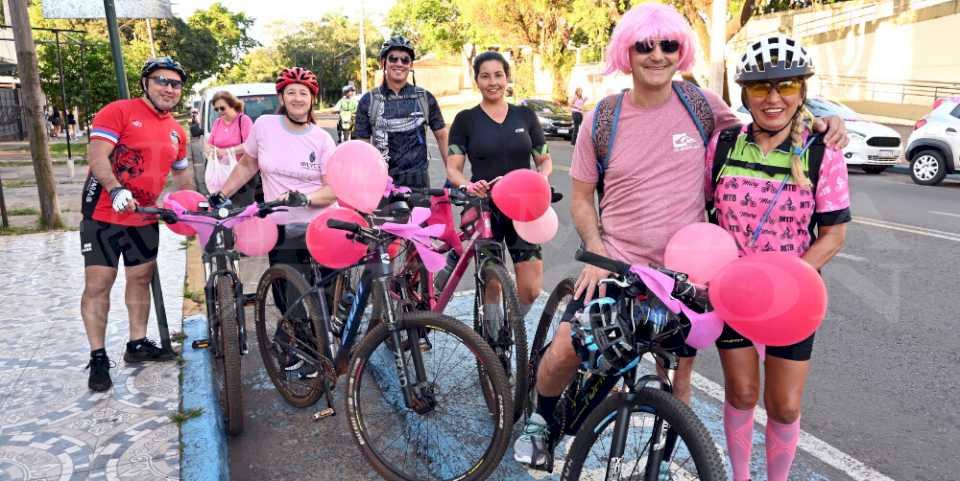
[217, 47, 287, 84]
[185, 2, 258, 70]
[386, 0, 468, 58]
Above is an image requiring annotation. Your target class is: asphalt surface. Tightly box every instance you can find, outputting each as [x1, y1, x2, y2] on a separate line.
[225, 119, 959, 480]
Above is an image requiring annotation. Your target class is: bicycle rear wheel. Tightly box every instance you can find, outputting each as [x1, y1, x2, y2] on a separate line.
[254, 264, 328, 407]
[345, 311, 512, 481]
[527, 278, 576, 420]
[213, 275, 244, 436]
[474, 261, 527, 423]
[560, 388, 725, 481]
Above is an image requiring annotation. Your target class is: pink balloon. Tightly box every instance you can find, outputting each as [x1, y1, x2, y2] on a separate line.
[163, 190, 205, 236]
[325, 141, 388, 213]
[491, 169, 550, 221]
[708, 252, 827, 346]
[233, 216, 278, 257]
[513, 207, 558, 244]
[306, 207, 369, 269]
[664, 222, 739, 285]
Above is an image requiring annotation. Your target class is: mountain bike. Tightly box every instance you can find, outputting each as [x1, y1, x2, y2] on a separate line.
[372, 185, 541, 422]
[253, 198, 513, 481]
[529, 249, 726, 480]
[139, 197, 295, 436]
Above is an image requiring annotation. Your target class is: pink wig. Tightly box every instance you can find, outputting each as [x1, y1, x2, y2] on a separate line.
[604, 4, 697, 75]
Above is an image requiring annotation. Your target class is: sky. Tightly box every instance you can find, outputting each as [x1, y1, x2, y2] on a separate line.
[170, 0, 396, 46]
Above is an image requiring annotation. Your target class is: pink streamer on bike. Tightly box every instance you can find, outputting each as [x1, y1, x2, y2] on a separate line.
[163, 198, 263, 249]
[383, 177, 412, 198]
[381, 207, 447, 273]
[628, 265, 724, 349]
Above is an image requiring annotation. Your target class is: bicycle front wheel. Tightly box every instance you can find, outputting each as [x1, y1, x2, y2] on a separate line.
[561, 388, 725, 481]
[528, 277, 576, 420]
[474, 261, 527, 423]
[254, 264, 328, 408]
[213, 275, 244, 436]
[345, 311, 512, 481]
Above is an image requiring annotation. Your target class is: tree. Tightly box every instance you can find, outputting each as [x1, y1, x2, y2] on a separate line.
[9, 0, 62, 229]
[217, 47, 288, 84]
[386, 0, 469, 58]
[186, 2, 258, 71]
[38, 40, 118, 131]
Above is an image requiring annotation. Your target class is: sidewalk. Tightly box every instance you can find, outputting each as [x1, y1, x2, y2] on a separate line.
[0, 228, 186, 480]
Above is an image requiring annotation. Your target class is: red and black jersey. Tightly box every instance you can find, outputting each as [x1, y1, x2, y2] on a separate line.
[82, 98, 188, 227]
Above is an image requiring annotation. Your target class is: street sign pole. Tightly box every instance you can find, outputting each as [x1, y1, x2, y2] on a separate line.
[103, 0, 128, 99]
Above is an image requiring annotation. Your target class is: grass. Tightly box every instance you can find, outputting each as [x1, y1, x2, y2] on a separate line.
[171, 330, 187, 343]
[2, 179, 36, 188]
[49, 143, 87, 158]
[7, 207, 39, 216]
[0, 224, 42, 236]
[168, 407, 203, 426]
[183, 287, 205, 304]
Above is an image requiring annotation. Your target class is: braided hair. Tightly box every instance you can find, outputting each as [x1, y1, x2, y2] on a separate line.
[787, 85, 815, 191]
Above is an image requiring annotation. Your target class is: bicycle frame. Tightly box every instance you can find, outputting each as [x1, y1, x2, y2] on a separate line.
[201, 223, 247, 354]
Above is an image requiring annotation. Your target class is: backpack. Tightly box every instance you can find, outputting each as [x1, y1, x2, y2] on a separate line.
[706, 125, 826, 237]
[368, 85, 431, 143]
[591, 81, 715, 202]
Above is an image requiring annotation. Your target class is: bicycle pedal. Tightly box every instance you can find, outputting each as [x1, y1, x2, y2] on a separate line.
[191, 339, 210, 349]
[313, 408, 336, 420]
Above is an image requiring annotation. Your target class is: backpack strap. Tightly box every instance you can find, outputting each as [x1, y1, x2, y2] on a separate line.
[368, 86, 385, 132]
[706, 126, 742, 223]
[672, 81, 715, 146]
[590, 92, 625, 202]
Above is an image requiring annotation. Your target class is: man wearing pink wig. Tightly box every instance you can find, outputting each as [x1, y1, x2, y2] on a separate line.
[515, 3, 847, 473]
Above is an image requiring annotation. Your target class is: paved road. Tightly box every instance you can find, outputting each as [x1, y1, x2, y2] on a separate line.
[228, 121, 959, 480]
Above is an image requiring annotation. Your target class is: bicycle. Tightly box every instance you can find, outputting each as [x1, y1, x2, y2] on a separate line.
[528, 249, 726, 480]
[253, 198, 514, 481]
[372, 185, 539, 422]
[139, 197, 295, 436]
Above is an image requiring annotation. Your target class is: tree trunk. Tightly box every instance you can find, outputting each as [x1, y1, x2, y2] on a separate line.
[9, 0, 63, 229]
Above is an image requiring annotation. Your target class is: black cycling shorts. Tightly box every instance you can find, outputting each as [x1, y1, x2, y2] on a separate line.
[715, 323, 815, 361]
[487, 203, 543, 264]
[80, 219, 160, 268]
[558, 283, 697, 358]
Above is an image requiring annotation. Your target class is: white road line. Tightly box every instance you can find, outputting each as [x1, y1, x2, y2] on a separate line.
[684, 366, 896, 481]
[835, 252, 869, 262]
[853, 216, 960, 243]
[929, 210, 960, 219]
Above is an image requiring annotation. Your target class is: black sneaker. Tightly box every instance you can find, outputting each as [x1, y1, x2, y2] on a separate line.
[124, 338, 176, 363]
[86, 355, 113, 392]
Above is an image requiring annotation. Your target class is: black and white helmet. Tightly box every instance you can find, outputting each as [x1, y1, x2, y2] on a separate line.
[735, 34, 814, 83]
[571, 297, 639, 376]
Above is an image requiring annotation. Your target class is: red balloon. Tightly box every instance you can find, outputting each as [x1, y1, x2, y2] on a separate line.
[491, 169, 550, 221]
[163, 190, 205, 236]
[708, 252, 827, 346]
[306, 207, 369, 269]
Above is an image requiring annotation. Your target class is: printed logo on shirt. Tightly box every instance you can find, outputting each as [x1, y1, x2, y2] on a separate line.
[300, 151, 321, 171]
[672, 132, 698, 152]
[514, 128, 525, 134]
[131, 120, 143, 128]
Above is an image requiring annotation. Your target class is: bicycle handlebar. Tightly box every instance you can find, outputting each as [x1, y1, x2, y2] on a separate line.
[575, 247, 704, 306]
[326, 218, 362, 234]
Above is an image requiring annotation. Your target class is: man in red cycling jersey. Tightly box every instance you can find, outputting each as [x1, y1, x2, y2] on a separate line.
[80, 57, 194, 392]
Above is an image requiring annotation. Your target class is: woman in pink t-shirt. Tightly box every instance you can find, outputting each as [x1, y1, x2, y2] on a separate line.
[206, 91, 257, 205]
[707, 35, 849, 481]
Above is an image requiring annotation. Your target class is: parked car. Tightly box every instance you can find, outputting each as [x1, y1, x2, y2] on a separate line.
[519, 99, 574, 139]
[735, 97, 903, 174]
[905, 96, 960, 186]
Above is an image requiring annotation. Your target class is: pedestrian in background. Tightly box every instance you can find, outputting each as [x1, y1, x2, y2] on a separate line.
[570, 87, 587, 145]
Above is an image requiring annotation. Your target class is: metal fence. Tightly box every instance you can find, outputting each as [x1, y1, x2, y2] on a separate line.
[811, 75, 960, 105]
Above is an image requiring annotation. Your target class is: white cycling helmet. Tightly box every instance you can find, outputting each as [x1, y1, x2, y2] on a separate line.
[736, 34, 814, 83]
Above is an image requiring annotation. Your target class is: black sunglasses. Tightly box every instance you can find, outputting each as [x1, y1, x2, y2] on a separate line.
[634, 40, 681, 55]
[149, 76, 184, 90]
[387, 54, 412, 65]
[214, 106, 227, 112]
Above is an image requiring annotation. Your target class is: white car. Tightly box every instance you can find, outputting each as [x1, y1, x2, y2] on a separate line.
[905, 97, 960, 186]
[735, 97, 903, 174]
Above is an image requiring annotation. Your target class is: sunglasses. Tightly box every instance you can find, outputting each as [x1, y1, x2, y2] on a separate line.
[743, 79, 803, 99]
[634, 40, 681, 55]
[387, 54, 412, 65]
[214, 106, 227, 113]
[149, 76, 183, 90]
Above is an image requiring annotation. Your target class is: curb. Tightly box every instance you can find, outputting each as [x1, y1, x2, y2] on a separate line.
[181, 314, 229, 481]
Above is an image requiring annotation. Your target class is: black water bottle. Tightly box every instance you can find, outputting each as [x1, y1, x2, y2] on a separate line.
[434, 250, 460, 292]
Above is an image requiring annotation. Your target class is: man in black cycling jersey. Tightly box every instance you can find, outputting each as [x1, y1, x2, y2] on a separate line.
[353, 36, 449, 188]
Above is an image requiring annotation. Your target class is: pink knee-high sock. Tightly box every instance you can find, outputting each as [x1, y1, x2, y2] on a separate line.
[766, 417, 801, 481]
[723, 401, 756, 481]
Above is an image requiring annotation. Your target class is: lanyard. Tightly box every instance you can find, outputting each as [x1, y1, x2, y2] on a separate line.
[748, 135, 817, 248]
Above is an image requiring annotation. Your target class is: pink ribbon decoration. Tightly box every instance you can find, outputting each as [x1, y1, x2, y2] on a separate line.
[628, 265, 724, 349]
[163, 198, 262, 249]
[381, 207, 447, 273]
[383, 176, 412, 198]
